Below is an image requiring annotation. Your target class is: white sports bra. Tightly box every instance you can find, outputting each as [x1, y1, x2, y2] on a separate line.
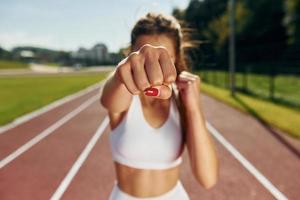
[109, 86, 184, 170]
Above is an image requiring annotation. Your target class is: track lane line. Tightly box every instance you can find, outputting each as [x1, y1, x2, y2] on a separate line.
[0, 94, 100, 169]
[50, 116, 109, 200]
[0, 81, 104, 135]
[46, 113, 287, 199]
[206, 121, 288, 200]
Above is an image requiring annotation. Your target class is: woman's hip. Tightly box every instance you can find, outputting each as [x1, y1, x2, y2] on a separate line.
[108, 180, 190, 200]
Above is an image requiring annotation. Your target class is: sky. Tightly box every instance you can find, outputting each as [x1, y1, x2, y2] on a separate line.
[0, 0, 190, 52]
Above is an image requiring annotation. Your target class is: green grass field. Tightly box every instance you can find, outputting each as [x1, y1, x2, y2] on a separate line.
[0, 60, 29, 69]
[1, 69, 299, 138]
[198, 70, 300, 108]
[199, 82, 300, 138]
[0, 73, 109, 125]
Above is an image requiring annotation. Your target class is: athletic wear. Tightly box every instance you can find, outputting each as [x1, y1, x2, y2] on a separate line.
[108, 180, 190, 200]
[108, 83, 188, 199]
[108, 84, 184, 170]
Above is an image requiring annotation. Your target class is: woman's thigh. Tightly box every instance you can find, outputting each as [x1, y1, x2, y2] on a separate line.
[108, 180, 190, 200]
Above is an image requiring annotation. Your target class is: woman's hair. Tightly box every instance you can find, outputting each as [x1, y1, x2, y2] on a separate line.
[130, 12, 194, 144]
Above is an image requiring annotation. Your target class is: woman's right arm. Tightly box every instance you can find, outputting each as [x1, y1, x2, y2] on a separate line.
[100, 67, 133, 113]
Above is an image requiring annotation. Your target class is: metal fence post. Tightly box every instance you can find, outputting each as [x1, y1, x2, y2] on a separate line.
[229, 0, 236, 96]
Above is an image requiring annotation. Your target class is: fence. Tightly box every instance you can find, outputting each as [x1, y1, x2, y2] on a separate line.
[189, 40, 300, 109]
[198, 64, 300, 108]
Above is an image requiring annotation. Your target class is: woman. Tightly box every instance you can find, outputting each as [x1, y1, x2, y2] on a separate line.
[100, 13, 219, 200]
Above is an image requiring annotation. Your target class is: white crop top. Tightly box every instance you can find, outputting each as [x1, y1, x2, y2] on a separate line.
[109, 86, 184, 170]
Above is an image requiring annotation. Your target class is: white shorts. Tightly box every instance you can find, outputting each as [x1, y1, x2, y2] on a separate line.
[108, 180, 190, 200]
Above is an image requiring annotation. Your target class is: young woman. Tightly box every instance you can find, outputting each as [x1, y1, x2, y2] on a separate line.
[100, 13, 218, 200]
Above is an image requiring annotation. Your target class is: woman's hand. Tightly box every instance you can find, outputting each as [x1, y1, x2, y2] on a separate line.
[176, 71, 202, 111]
[115, 44, 177, 99]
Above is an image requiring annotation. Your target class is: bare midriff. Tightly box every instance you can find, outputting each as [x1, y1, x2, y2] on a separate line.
[114, 161, 180, 198]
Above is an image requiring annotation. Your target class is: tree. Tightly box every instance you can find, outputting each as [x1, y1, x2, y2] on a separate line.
[0, 47, 12, 60]
[284, 0, 300, 44]
[173, 0, 288, 68]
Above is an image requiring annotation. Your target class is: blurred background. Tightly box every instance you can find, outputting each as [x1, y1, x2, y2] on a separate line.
[0, 0, 300, 200]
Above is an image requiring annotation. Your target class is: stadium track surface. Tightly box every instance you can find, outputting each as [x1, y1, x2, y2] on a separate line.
[0, 82, 299, 200]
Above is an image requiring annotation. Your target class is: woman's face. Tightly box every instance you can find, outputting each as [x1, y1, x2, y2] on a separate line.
[132, 34, 176, 64]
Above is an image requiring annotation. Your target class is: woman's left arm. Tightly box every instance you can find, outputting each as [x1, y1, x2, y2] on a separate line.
[176, 71, 219, 189]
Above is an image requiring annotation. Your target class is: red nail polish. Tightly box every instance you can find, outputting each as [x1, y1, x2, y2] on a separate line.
[144, 88, 159, 96]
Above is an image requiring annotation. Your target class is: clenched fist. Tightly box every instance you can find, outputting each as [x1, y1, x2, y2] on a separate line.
[116, 44, 177, 99]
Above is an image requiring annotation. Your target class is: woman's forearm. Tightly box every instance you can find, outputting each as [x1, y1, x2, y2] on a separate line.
[185, 103, 219, 189]
[100, 69, 133, 113]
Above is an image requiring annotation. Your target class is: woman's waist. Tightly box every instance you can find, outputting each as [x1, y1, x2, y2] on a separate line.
[114, 161, 180, 198]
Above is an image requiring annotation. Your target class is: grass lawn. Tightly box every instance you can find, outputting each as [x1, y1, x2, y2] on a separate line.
[0, 60, 29, 69]
[198, 70, 300, 108]
[199, 82, 300, 138]
[0, 73, 109, 125]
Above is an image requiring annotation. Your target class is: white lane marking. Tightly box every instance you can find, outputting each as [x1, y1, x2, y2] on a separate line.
[0, 81, 104, 134]
[0, 95, 100, 169]
[50, 116, 109, 200]
[206, 122, 288, 200]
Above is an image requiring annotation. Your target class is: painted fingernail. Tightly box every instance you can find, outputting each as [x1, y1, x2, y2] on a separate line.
[144, 88, 159, 96]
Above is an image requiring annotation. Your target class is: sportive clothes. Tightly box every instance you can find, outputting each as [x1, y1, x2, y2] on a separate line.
[108, 84, 184, 170]
[108, 180, 190, 200]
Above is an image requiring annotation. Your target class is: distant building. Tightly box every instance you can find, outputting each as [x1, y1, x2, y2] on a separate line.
[73, 47, 89, 59]
[19, 50, 35, 58]
[72, 43, 109, 63]
[92, 43, 108, 62]
[18, 50, 35, 62]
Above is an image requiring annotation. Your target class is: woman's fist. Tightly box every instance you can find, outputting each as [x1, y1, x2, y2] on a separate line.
[115, 44, 177, 99]
[176, 71, 201, 110]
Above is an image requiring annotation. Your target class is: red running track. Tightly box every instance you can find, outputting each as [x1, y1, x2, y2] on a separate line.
[1, 83, 299, 200]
